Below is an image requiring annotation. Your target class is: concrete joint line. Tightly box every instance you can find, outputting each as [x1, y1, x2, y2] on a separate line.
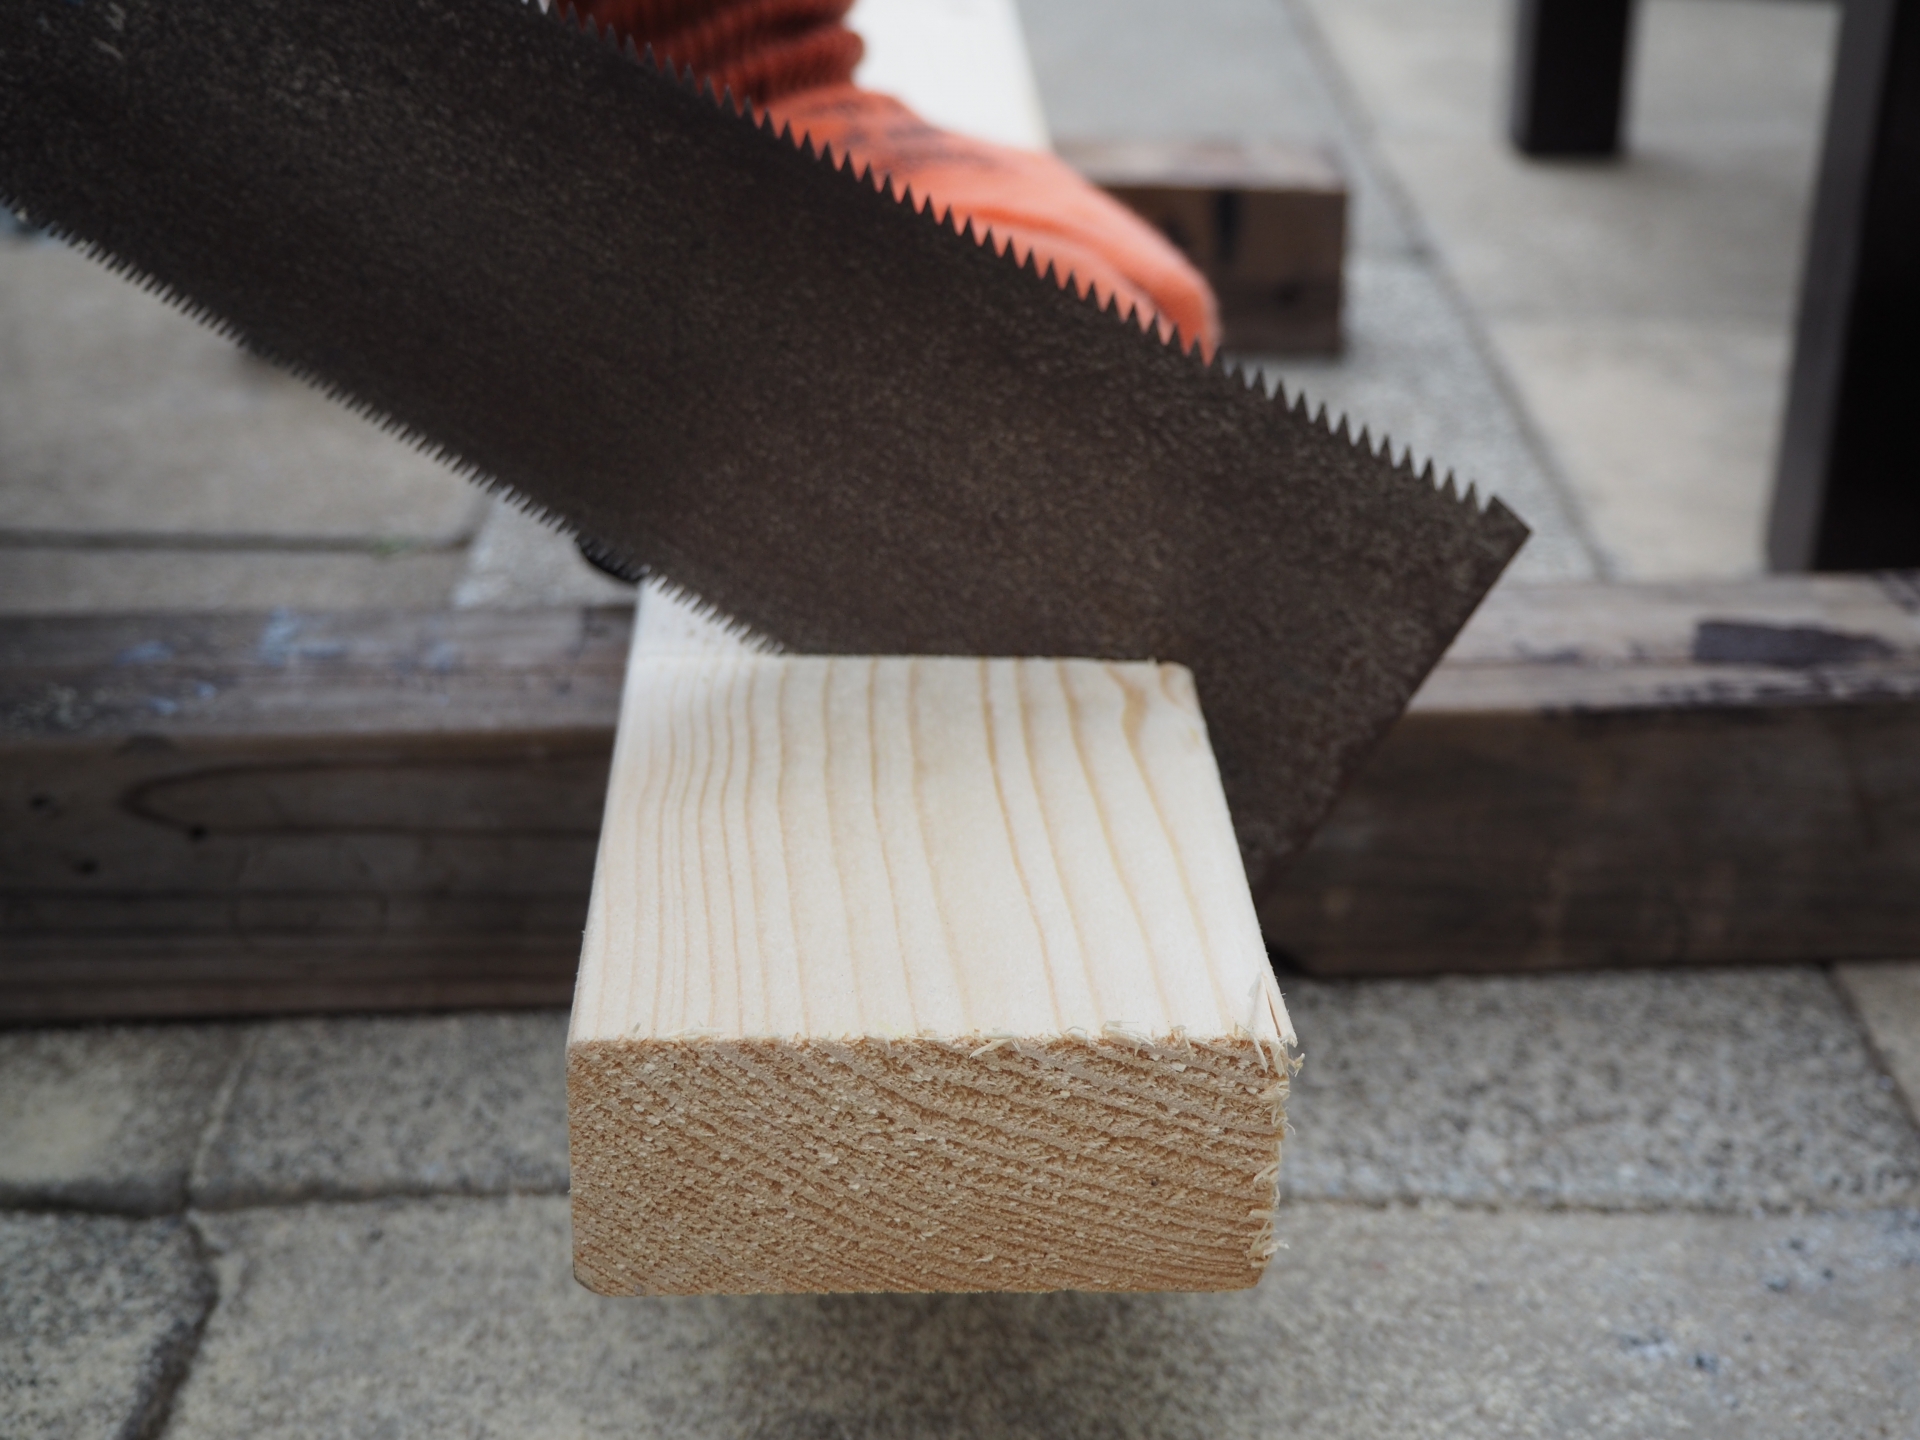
[185, 1027, 261, 1212]
[0, 528, 479, 555]
[117, 1219, 220, 1440]
[186, 1179, 573, 1217]
[1829, 963, 1920, 1133]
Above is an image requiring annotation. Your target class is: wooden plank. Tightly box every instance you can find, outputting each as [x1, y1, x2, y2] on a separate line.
[1056, 138, 1346, 355]
[1263, 572, 1920, 973]
[4, 574, 1919, 1019]
[0, 607, 630, 1020]
[567, 649, 1292, 1294]
[850, 0, 1051, 151]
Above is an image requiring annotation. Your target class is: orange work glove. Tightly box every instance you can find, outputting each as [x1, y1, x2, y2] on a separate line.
[577, 0, 1222, 353]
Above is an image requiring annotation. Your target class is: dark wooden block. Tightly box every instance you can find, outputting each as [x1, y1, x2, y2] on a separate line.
[1262, 573, 1920, 974]
[1055, 138, 1346, 354]
[5, 576, 1919, 1019]
[0, 607, 629, 1020]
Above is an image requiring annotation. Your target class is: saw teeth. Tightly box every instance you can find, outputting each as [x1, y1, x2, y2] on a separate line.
[593, 16, 1514, 511]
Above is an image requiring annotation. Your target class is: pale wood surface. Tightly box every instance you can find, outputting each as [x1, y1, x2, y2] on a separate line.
[572, 652, 1286, 1044]
[568, 646, 1292, 1294]
[849, 0, 1051, 151]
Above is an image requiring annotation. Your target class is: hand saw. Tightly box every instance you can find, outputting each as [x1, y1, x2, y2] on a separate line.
[0, 0, 1527, 907]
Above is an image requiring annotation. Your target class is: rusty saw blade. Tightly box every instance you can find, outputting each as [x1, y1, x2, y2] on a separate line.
[0, 0, 1527, 904]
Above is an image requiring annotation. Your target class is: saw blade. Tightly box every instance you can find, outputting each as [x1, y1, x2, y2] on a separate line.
[0, 0, 1527, 902]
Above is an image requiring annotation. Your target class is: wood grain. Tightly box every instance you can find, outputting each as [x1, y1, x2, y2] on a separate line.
[0, 606, 628, 1019]
[1267, 573, 1920, 974]
[568, 647, 1293, 1294]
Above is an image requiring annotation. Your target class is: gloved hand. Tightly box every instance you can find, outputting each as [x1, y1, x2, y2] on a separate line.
[577, 0, 1221, 353]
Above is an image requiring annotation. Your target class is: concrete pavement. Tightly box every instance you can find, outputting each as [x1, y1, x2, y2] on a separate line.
[6, 965, 1920, 1436]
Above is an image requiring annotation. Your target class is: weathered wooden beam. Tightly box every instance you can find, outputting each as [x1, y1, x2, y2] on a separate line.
[4, 574, 1918, 1020]
[567, 648, 1291, 1294]
[0, 607, 629, 1019]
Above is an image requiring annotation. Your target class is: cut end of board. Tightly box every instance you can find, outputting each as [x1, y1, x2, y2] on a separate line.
[568, 651, 1295, 1294]
[570, 1032, 1288, 1294]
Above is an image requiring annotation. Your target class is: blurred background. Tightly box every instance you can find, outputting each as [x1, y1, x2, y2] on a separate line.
[0, 0, 1840, 608]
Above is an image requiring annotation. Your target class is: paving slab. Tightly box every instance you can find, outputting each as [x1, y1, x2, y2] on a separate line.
[0, 1212, 213, 1440]
[0, 1022, 244, 1214]
[1837, 962, 1920, 1127]
[192, 1011, 569, 1209]
[1486, 317, 1787, 577]
[1276, 968, 1920, 1212]
[1293, 0, 1835, 580]
[1367, 131, 1822, 331]
[170, 1194, 1920, 1439]
[0, 238, 483, 543]
[1295, 0, 1833, 326]
[1259, 255, 1601, 582]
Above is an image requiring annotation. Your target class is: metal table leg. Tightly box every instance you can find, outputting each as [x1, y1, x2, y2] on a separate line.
[1509, 0, 1637, 157]
[1769, 0, 1920, 570]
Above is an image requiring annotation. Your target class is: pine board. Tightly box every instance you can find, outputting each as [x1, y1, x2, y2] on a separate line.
[567, 646, 1293, 1294]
